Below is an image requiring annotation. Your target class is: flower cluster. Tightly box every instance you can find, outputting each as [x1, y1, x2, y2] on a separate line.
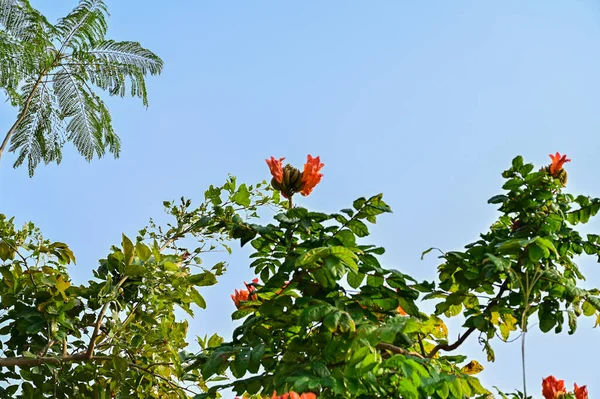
[542, 376, 587, 399]
[541, 152, 571, 186]
[266, 155, 324, 199]
[230, 278, 259, 308]
[548, 152, 571, 176]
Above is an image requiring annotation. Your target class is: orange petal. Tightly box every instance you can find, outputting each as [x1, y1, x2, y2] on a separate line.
[266, 157, 285, 184]
[300, 155, 324, 196]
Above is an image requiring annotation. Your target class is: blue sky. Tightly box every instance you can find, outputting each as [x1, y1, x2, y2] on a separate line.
[1, 0, 600, 397]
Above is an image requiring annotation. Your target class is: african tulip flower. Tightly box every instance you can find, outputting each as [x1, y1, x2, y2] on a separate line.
[266, 154, 324, 200]
[300, 155, 324, 196]
[230, 289, 249, 308]
[549, 152, 571, 176]
[574, 383, 588, 399]
[542, 376, 566, 399]
[231, 278, 259, 308]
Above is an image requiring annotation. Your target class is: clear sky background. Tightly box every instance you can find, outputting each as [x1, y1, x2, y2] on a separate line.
[1, 1, 600, 397]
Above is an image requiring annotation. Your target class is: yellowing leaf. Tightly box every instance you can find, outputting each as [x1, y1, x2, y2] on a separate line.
[56, 275, 71, 301]
[432, 320, 448, 339]
[461, 360, 484, 375]
[490, 311, 500, 325]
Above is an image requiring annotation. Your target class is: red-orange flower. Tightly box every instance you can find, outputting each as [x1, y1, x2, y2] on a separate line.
[542, 376, 566, 399]
[300, 155, 324, 196]
[230, 289, 249, 308]
[396, 305, 408, 316]
[271, 392, 316, 399]
[266, 157, 285, 184]
[549, 152, 571, 176]
[574, 383, 588, 399]
[231, 278, 260, 308]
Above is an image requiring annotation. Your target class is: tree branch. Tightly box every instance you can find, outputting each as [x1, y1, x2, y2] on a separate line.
[85, 275, 128, 359]
[0, 354, 111, 368]
[427, 279, 509, 358]
[376, 343, 425, 359]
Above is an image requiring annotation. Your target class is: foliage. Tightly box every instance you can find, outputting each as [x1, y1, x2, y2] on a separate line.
[0, 0, 163, 175]
[197, 155, 600, 399]
[197, 194, 490, 399]
[429, 155, 600, 362]
[0, 178, 279, 398]
[1, 155, 599, 398]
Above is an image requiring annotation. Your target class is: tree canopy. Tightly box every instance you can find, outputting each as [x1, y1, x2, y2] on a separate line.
[0, 0, 162, 175]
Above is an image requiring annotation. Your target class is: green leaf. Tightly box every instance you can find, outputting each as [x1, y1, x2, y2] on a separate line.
[485, 254, 511, 271]
[231, 350, 249, 378]
[0, 242, 15, 261]
[232, 184, 251, 206]
[248, 343, 265, 374]
[512, 155, 523, 170]
[436, 383, 449, 399]
[163, 261, 179, 271]
[527, 244, 545, 262]
[123, 264, 145, 277]
[538, 310, 556, 333]
[353, 197, 367, 210]
[338, 312, 356, 333]
[347, 271, 365, 289]
[487, 195, 508, 204]
[582, 300, 596, 316]
[347, 219, 369, 237]
[367, 274, 384, 287]
[296, 247, 330, 267]
[201, 348, 235, 379]
[135, 242, 151, 261]
[323, 309, 342, 332]
[187, 272, 217, 287]
[449, 377, 463, 398]
[567, 309, 577, 335]
[299, 303, 331, 326]
[502, 178, 523, 190]
[190, 288, 207, 309]
[122, 234, 134, 265]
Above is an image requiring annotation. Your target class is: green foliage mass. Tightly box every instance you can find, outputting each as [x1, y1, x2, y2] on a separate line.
[0, 178, 278, 398]
[1, 156, 599, 399]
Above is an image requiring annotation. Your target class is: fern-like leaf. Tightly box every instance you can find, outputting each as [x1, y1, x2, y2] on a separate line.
[72, 40, 163, 105]
[53, 66, 118, 161]
[55, 0, 107, 51]
[9, 76, 60, 175]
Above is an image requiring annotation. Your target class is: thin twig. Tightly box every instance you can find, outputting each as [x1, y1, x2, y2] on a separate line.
[86, 275, 128, 359]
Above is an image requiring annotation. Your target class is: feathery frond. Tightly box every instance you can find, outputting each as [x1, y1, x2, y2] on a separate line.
[72, 40, 163, 105]
[9, 75, 62, 175]
[54, 66, 103, 160]
[55, 0, 107, 51]
[0, 0, 51, 44]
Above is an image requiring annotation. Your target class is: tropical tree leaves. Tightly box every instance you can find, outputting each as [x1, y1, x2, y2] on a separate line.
[0, 0, 163, 175]
[54, 0, 108, 50]
[9, 75, 62, 171]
